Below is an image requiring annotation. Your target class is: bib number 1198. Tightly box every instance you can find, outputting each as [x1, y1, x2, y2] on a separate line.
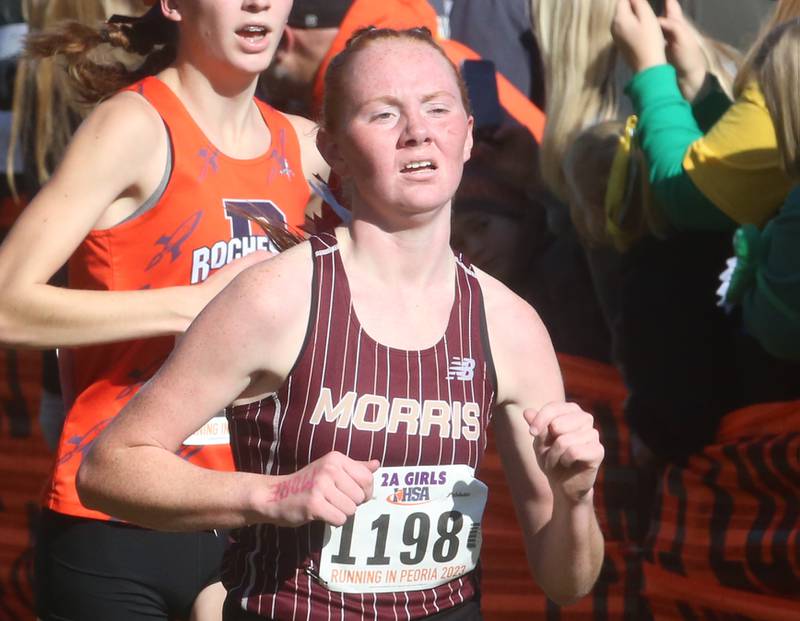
[318, 465, 487, 593]
[332, 509, 466, 566]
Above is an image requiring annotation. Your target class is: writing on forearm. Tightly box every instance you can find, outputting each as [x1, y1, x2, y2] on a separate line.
[268, 469, 316, 502]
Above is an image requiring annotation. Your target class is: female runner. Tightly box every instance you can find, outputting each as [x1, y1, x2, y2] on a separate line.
[77, 27, 604, 621]
[0, 0, 327, 619]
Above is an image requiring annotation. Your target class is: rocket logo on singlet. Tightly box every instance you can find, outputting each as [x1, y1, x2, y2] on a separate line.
[147, 211, 203, 272]
[190, 199, 286, 283]
[446, 357, 476, 381]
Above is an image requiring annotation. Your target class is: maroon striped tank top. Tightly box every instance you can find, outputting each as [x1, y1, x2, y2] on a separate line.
[223, 232, 497, 620]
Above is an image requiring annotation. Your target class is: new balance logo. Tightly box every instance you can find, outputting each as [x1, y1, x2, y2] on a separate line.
[446, 357, 476, 381]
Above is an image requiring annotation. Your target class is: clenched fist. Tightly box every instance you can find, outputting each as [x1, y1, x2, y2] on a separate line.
[252, 451, 380, 527]
[524, 402, 604, 503]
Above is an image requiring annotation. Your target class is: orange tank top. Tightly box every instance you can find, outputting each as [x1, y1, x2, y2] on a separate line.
[46, 76, 310, 520]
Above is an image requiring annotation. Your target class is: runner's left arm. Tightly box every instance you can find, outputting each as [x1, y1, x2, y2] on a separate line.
[479, 272, 605, 605]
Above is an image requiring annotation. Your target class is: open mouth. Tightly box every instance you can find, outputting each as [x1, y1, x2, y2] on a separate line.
[400, 160, 436, 173]
[236, 25, 268, 42]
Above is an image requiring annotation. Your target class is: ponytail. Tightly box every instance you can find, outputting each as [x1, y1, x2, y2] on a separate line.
[25, 4, 177, 104]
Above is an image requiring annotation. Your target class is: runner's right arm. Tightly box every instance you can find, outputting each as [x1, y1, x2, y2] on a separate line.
[77, 246, 377, 530]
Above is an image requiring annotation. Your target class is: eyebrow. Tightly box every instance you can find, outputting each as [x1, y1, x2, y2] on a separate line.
[359, 91, 458, 108]
[421, 91, 458, 102]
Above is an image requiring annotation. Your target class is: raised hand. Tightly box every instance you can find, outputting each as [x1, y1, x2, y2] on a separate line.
[524, 403, 604, 503]
[659, 0, 708, 101]
[611, 0, 667, 73]
[256, 451, 380, 527]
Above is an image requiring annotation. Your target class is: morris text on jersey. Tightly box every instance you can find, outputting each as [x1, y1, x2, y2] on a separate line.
[310, 388, 481, 440]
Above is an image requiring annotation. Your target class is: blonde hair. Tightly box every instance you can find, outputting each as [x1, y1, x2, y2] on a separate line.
[734, 0, 800, 96]
[533, 0, 740, 202]
[533, 0, 632, 201]
[6, 0, 158, 195]
[757, 18, 800, 180]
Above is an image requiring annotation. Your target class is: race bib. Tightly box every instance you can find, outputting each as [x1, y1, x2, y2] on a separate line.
[318, 465, 487, 593]
[183, 415, 229, 446]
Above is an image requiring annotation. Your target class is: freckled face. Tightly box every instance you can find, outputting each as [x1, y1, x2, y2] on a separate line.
[328, 39, 473, 220]
[170, 0, 293, 76]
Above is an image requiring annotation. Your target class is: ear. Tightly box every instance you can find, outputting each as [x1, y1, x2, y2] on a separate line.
[316, 128, 350, 177]
[463, 115, 474, 163]
[160, 0, 182, 23]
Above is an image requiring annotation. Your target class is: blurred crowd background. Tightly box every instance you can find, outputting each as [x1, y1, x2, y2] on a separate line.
[0, 0, 798, 619]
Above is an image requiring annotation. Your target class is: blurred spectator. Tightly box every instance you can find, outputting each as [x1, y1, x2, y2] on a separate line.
[721, 17, 800, 361]
[611, 0, 797, 233]
[535, 0, 738, 204]
[563, 117, 744, 464]
[453, 126, 612, 361]
[434, 0, 545, 107]
[534, 0, 755, 463]
[562, 121, 640, 344]
[610, 0, 800, 419]
[624, 19, 800, 619]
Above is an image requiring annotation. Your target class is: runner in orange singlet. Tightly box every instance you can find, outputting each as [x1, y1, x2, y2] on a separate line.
[0, 1, 327, 620]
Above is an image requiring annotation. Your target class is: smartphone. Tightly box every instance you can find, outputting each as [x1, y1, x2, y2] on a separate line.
[461, 59, 503, 137]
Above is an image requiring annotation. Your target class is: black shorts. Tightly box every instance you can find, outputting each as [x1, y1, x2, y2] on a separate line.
[222, 596, 483, 621]
[35, 509, 227, 621]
